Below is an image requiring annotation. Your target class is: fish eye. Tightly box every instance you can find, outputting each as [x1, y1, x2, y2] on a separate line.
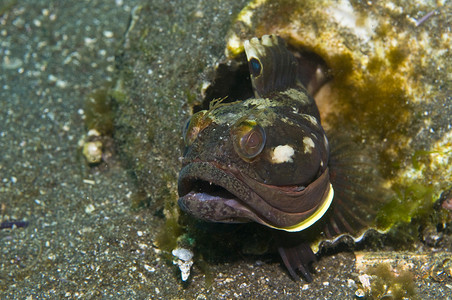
[232, 120, 266, 160]
[183, 110, 210, 146]
[249, 57, 262, 77]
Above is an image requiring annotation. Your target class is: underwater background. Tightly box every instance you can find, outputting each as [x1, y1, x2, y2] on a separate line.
[1, 0, 450, 298]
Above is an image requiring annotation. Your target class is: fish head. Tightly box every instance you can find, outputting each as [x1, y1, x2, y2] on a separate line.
[178, 75, 332, 232]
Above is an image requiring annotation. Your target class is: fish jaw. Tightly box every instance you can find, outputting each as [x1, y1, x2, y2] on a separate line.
[178, 161, 333, 232]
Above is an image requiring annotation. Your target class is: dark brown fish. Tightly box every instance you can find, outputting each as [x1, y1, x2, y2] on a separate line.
[178, 35, 387, 281]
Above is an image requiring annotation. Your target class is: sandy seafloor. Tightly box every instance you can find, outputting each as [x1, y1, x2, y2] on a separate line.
[0, 0, 451, 299]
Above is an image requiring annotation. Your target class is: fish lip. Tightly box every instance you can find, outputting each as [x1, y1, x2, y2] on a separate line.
[177, 160, 240, 199]
[177, 161, 257, 223]
[177, 191, 253, 224]
[177, 161, 334, 232]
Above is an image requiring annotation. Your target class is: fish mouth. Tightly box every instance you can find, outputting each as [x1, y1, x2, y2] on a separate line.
[178, 161, 334, 232]
[178, 162, 258, 224]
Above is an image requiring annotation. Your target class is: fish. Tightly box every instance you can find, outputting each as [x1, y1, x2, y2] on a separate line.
[178, 35, 383, 281]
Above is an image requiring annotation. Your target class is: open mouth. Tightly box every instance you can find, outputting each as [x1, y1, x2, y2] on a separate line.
[178, 161, 334, 232]
[177, 162, 256, 224]
[183, 179, 235, 200]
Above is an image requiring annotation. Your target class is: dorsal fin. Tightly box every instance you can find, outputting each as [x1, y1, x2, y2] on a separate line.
[244, 35, 298, 98]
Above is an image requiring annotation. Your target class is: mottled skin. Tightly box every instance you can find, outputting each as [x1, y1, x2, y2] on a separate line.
[178, 35, 333, 281]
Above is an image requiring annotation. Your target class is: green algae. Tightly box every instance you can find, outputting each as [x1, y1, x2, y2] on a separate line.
[332, 73, 413, 176]
[367, 263, 418, 300]
[387, 46, 408, 70]
[84, 86, 115, 136]
[376, 183, 436, 231]
[156, 217, 183, 252]
[412, 148, 452, 171]
[155, 192, 185, 252]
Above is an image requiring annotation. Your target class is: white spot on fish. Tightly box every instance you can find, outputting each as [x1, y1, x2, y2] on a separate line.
[303, 136, 315, 154]
[271, 145, 295, 163]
